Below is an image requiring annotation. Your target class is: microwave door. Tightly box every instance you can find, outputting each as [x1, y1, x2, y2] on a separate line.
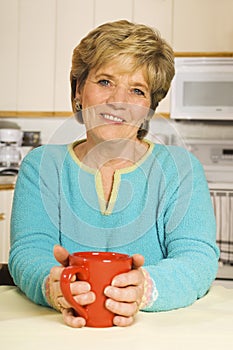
[170, 58, 233, 121]
[183, 80, 233, 117]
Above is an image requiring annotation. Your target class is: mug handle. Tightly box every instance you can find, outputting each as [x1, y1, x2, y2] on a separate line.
[60, 266, 89, 320]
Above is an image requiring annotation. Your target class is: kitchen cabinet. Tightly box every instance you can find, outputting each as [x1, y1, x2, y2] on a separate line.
[17, 0, 56, 111]
[133, 0, 172, 43]
[133, 0, 173, 114]
[94, 0, 132, 27]
[0, 0, 56, 112]
[173, 0, 233, 52]
[0, 188, 14, 263]
[54, 0, 95, 112]
[55, 0, 133, 111]
[0, 0, 18, 111]
[0, 0, 170, 113]
[1, 0, 232, 115]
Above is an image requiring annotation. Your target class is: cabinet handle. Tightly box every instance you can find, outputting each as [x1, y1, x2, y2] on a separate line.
[0, 212, 5, 221]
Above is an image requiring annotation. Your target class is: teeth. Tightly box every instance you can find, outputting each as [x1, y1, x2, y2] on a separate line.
[102, 114, 123, 122]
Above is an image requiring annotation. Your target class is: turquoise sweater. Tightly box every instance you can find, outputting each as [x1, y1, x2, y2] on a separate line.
[9, 140, 219, 311]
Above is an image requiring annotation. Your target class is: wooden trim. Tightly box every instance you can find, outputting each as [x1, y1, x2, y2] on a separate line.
[0, 111, 73, 118]
[0, 184, 15, 190]
[154, 112, 170, 119]
[175, 52, 233, 57]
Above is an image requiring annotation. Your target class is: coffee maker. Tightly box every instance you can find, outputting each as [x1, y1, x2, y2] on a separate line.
[0, 128, 23, 175]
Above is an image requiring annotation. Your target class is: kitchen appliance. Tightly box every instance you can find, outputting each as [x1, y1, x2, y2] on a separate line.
[22, 131, 41, 147]
[183, 138, 233, 281]
[0, 128, 23, 174]
[170, 57, 233, 120]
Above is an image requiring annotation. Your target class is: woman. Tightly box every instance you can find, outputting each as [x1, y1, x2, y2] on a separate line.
[9, 20, 219, 328]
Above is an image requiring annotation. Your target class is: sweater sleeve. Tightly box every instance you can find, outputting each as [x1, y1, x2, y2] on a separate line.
[8, 146, 61, 307]
[141, 149, 220, 312]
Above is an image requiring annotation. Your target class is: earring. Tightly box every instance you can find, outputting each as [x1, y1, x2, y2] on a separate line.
[74, 99, 84, 124]
[74, 99, 82, 112]
[137, 119, 150, 140]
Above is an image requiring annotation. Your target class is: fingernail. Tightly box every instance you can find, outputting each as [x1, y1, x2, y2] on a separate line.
[111, 278, 117, 286]
[84, 283, 91, 292]
[105, 299, 112, 308]
[104, 286, 111, 295]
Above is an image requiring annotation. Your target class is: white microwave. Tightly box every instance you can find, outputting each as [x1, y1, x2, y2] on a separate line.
[170, 57, 233, 120]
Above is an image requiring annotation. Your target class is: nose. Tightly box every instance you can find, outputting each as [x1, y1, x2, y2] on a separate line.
[106, 84, 129, 105]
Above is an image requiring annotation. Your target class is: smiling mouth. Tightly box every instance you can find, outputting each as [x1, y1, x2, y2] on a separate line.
[100, 113, 125, 123]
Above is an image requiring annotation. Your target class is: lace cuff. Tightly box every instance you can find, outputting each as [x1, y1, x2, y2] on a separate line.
[42, 275, 50, 304]
[139, 268, 159, 310]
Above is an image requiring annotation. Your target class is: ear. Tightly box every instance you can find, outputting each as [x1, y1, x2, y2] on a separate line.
[75, 83, 82, 103]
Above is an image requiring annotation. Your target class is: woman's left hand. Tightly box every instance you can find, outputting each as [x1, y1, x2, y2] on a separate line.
[104, 254, 145, 327]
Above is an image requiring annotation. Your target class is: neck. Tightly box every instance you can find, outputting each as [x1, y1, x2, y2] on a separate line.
[74, 138, 149, 170]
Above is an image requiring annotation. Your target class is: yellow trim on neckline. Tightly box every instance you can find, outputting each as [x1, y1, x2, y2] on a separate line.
[95, 170, 122, 215]
[68, 139, 155, 215]
[68, 139, 154, 175]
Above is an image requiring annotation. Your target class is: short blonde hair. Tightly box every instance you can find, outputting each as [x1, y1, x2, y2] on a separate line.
[70, 20, 175, 137]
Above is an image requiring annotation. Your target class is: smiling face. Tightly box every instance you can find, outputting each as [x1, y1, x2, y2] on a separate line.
[75, 58, 151, 146]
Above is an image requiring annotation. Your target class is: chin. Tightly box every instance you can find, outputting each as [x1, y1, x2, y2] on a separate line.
[89, 125, 139, 143]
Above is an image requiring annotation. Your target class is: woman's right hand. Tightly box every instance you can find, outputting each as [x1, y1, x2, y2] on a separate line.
[46, 245, 96, 328]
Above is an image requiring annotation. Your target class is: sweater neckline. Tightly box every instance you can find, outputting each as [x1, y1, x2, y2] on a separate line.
[68, 139, 155, 175]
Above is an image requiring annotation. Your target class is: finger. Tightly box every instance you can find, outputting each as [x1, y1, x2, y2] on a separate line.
[104, 285, 140, 303]
[58, 291, 96, 309]
[53, 245, 70, 266]
[70, 281, 91, 295]
[105, 299, 138, 317]
[51, 278, 91, 300]
[62, 308, 86, 328]
[132, 254, 144, 269]
[50, 265, 65, 282]
[111, 268, 144, 288]
[113, 315, 135, 327]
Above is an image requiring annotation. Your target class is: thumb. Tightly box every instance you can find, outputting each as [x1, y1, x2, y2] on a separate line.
[132, 254, 144, 269]
[53, 245, 70, 266]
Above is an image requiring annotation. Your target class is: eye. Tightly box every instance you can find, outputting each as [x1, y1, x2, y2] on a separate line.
[132, 88, 145, 96]
[98, 79, 111, 87]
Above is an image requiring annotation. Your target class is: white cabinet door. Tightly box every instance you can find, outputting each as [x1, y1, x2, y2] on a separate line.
[94, 0, 133, 27]
[0, 0, 56, 112]
[134, 0, 173, 114]
[173, 0, 233, 52]
[54, 0, 95, 112]
[17, 0, 56, 111]
[133, 0, 173, 43]
[0, 0, 18, 111]
[0, 190, 14, 263]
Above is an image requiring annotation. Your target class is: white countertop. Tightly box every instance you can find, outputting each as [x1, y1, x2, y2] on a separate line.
[0, 285, 232, 350]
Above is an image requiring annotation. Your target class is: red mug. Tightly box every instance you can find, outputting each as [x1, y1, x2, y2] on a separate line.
[60, 251, 132, 327]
